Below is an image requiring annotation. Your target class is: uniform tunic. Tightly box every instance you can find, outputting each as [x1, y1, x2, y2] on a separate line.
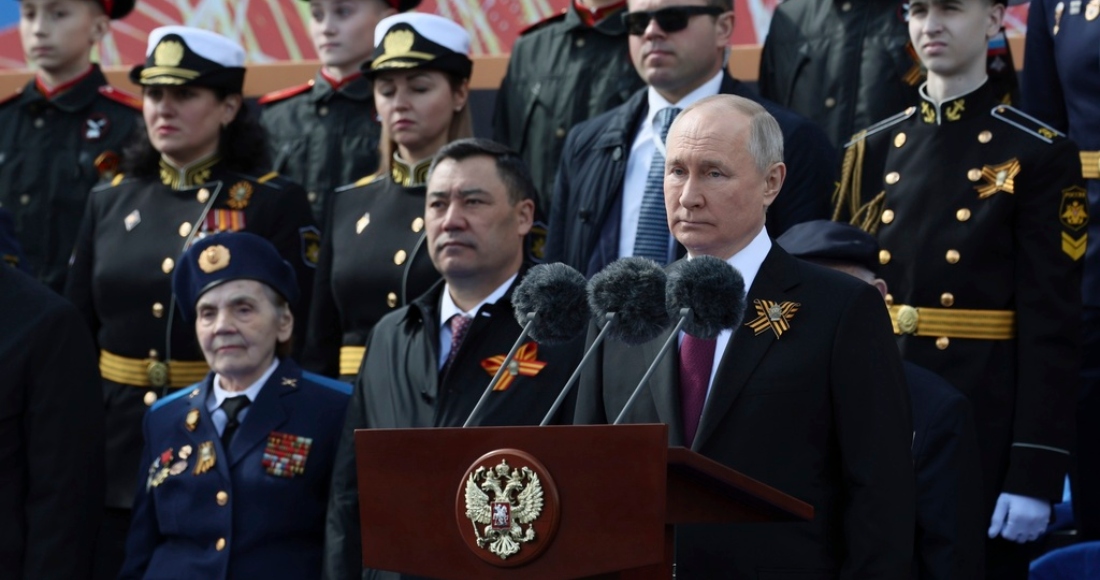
[0, 65, 141, 291]
[834, 79, 1084, 515]
[304, 157, 439, 379]
[65, 156, 318, 509]
[119, 359, 350, 580]
[260, 72, 381, 225]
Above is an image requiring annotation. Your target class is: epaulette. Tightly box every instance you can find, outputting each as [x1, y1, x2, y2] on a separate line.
[991, 105, 1063, 144]
[258, 81, 315, 105]
[302, 371, 353, 395]
[335, 173, 382, 192]
[256, 171, 279, 184]
[150, 383, 199, 412]
[98, 85, 141, 110]
[843, 106, 917, 148]
[519, 9, 567, 36]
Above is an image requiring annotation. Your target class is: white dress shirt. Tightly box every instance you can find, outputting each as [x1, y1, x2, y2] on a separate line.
[207, 358, 279, 436]
[437, 274, 517, 369]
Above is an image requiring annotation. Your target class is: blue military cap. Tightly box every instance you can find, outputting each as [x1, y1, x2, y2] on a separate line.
[0, 208, 29, 272]
[172, 232, 298, 321]
[777, 219, 881, 273]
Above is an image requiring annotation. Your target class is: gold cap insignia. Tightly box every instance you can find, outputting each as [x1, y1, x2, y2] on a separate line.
[745, 299, 801, 339]
[198, 245, 230, 273]
[154, 40, 185, 67]
[383, 29, 415, 58]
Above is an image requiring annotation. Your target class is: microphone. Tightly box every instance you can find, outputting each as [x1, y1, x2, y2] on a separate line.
[613, 256, 746, 425]
[462, 263, 589, 427]
[539, 257, 671, 425]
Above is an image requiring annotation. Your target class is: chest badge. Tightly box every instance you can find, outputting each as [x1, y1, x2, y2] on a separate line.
[356, 212, 370, 234]
[1087, 0, 1099, 20]
[262, 432, 313, 478]
[480, 342, 547, 392]
[84, 113, 109, 141]
[185, 408, 200, 431]
[974, 158, 1020, 199]
[226, 181, 253, 210]
[746, 299, 801, 339]
[192, 441, 216, 476]
[123, 209, 141, 232]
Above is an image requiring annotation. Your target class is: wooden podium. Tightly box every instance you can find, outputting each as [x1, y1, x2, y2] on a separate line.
[355, 424, 812, 579]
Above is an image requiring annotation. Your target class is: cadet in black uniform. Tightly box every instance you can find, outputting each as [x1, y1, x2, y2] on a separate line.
[63, 26, 318, 580]
[1, 0, 141, 292]
[304, 12, 473, 379]
[833, 1, 1084, 577]
[259, 0, 420, 225]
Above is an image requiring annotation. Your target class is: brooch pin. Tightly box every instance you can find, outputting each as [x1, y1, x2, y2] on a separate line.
[481, 342, 547, 392]
[974, 158, 1020, 199]
[745, 299, 801, 339]
[192, 441, 216, 476]
[185, 408, 200, 432]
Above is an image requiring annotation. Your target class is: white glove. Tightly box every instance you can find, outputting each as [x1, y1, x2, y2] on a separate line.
[987, 492, 1051, 543]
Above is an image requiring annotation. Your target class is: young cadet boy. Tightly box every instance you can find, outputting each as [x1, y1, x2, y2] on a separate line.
[0, 0, 141, 292]
[833, 0, 1085, 578]
[260, 0, 419, 226]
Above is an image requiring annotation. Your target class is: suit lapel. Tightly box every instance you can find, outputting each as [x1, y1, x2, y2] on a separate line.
[178, 376, 232, 483]
[692, 247, 800, 450]
[227, 360, 296, 468]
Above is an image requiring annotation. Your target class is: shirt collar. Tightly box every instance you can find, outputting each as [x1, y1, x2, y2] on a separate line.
[207, 358, 280, 411]
[438, 273, 518, 331]
[917, 76, 995, 125]
[391, 154, 433, 188]
[687, 226, 771, 293]
[644, 70, 723, 128]
[159, 153, 221, 189]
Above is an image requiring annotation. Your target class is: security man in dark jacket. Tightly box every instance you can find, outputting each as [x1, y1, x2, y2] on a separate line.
[492, 0, 644, 210]
[324, 139, 584, 580]
[1, 0, 141, 292]
[1022, 0, 1100, 540]
[833, 1, 1084, 576]
[259, 0, 420, 225]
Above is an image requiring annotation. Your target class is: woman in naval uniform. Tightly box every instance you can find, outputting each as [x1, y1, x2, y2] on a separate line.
[64, 26, 317, 579]
[304, 12, 472, 379]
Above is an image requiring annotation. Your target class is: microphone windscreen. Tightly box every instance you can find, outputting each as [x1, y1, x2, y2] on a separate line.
[588, 257, 670, 345]
[512, 263, 590, 344]
[666, 256, 747, 340]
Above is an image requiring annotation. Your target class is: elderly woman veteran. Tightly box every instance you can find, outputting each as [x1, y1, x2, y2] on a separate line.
[303, 12, 474, 379]
[64, 26, 318, 577]
[119, 232, 350, 579]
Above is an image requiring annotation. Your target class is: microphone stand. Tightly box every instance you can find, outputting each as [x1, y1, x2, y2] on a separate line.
[539, 312, 617, 426]
[613, 308, 691, 425]
[461, 311, 538, 427]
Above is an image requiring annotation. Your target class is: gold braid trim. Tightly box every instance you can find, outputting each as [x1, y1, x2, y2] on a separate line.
[832, 131, 867, 223]
[851, 191, 886, 235]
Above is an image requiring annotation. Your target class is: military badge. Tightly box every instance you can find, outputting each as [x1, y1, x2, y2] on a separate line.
[974, 158, 1020, 199]
[300, 226, 321, 268]
[124, 209, 141, 232]
[281, 377, 298, 387]
[95, 151, 120, 180]
[746, 299, 801, 339]
[226, 181, 253, 210]
[146, 456, 170, 490]
[356, 212, 370, 234]
[481, 343, 547, 392]
[920, 101, 935, 124]
[1087, 0, 1099, 20]
[198, 245, 230, 274]
[944, 98, 965, 122]
[203, 209, 246, 233]
[526, 221, 548, 263]
[262, 432, 313, 478]
[192, 441, 216, 476]
[84, 113, 109, 141]
[169, 460, 188, 475]
[1061, 185, 1089, 261]
[180, 444, 193, 459]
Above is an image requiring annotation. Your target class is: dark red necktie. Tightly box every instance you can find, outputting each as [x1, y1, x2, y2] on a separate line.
[445, 314, 472, 371]
[679, 334, 716, 447]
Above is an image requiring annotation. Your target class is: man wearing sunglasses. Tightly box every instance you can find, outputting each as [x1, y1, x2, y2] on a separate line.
[545, 0, 836, 278]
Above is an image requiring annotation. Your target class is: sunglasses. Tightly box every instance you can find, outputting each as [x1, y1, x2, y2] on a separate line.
[622, 6, 725, 35]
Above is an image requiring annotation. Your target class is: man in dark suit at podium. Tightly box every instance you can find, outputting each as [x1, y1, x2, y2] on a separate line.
[574, 95, 915, 579]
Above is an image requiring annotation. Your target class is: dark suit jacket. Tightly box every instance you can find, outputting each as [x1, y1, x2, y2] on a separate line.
[575, 245, 914, 579]
[546, 73, 837, 277]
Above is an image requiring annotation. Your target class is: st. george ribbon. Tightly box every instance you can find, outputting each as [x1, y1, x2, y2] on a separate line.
[613, 255, 747, 425]
[461, 263, 590, 427]
[538, 257, 671, 425]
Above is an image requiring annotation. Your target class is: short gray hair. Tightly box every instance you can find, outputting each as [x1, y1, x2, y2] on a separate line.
[676, 94, 783, 174]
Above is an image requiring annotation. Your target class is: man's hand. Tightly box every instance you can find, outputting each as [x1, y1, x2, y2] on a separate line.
[987, 492, 1052, 543]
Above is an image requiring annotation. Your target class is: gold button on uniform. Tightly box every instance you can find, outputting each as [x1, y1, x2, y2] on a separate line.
[967, 168, 982, 182]
[957, 208, 971, 221]
[386, 292, 397, 308]
[307, 191, 318, 203]
[575, 38, 585, 48]
[946, 250, 960, 264]
[885, 172, 900, 185]
[197, 188, 210, 203]
[19, 194, 30, 206]
[884, 293, 894, 306]
[978, 130, 992, 143]
[841, 1, 852, 11]
[318, 106, 329, 117]
[825, 97, 837, 108]
[555, 127, 566, 139]
[216, 491, 228, 506]
[161, 258, 175, 273]
[143, 391, 158, 406]
[394, 250, 407, 265]
[152, 302, 164, 318]
[940, 293, 955, 307]
[178, 222, 192, 237]
[411, 217, 424, 233]
[894, 133, 906, 148]
[215, 538, 226, 551]
[936, 337, 950, 350]
[879, 249, 891, 265]
[881, 209, 895, 224]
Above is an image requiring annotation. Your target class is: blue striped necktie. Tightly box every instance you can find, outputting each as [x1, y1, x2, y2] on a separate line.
[633, 106, 681, 263]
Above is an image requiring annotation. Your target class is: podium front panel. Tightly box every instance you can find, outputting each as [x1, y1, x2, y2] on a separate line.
[355, 424, 669, 579]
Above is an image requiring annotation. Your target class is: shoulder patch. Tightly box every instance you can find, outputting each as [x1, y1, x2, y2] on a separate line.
[257, 171, 279, 184]
[519, 10, 567, 35]
[991, 105, 1064, 144]
[258, 81, 315, 105]
[844, 106, 917, 148]
[302, 370, 353, 395]
[98, 85, 142, 110]
[111, 173, 125, 186]
[150, 383, 200, 412]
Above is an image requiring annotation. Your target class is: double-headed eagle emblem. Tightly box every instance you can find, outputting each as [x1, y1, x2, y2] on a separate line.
[464, 460, 544, 559]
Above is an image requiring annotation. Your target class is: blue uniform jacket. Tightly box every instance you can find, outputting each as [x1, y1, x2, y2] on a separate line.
[119, 358, 351, 580]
